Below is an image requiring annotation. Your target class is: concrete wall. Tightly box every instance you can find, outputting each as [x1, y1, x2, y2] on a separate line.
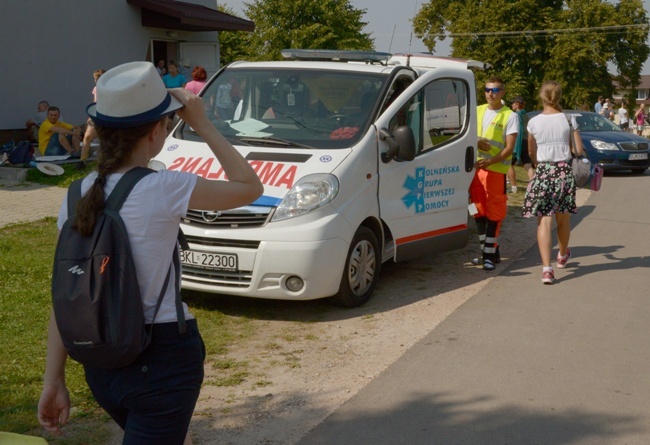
[0, 0, 219, 131]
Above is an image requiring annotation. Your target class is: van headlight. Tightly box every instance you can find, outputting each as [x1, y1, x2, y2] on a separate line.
[272, 173, 339, 221]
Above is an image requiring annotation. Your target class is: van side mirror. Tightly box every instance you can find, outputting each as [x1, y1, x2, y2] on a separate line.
[379, 126, 416, 163]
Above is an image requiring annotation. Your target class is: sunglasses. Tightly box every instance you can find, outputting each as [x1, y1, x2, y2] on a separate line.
[484, 87, 502, 94]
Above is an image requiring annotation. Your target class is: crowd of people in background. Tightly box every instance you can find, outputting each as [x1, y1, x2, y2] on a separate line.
[23, 60, 213, 159]
[593, 95, 649, 133]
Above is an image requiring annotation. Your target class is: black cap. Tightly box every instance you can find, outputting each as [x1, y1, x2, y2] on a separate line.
[511, 96, 525, 104]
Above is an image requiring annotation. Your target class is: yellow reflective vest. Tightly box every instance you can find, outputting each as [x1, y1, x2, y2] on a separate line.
[477, 104, 513, 174]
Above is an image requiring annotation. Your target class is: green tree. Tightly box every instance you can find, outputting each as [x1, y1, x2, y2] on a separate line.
[611, 0, 650, 107]
[217, 4, 252, 65]
[241, 0, 374, 61]
[413, 0, 649, 109]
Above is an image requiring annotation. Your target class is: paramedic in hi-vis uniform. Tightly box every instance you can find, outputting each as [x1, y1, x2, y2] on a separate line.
[471, 76, 519, 271]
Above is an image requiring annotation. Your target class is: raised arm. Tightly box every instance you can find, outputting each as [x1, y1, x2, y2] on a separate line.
[169, 89, 263, 210]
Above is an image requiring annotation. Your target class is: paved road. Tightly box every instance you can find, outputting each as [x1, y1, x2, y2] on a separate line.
[0, 180, 66, 227]
[298, 172, 650, 445]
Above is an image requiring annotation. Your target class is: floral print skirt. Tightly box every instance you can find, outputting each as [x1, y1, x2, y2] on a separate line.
[522, 161, 577, 218]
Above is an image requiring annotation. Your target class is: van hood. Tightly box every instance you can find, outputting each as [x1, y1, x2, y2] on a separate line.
[157, 138, 351, 207]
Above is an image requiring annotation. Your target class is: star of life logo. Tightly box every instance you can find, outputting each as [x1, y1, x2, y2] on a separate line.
[401, 167, 425, 212]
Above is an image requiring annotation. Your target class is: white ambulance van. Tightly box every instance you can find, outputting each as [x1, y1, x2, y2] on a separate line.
[153, 50, 486, 307]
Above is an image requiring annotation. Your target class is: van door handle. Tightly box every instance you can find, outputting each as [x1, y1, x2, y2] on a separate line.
[465, 146, 475, 172]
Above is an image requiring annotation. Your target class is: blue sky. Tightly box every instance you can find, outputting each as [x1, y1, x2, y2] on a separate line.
[221, 0, 650, 73]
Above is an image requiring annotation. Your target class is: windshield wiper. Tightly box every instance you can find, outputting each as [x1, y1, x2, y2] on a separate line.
[235, 136, 314, 149]
[180, 123, 254, 146]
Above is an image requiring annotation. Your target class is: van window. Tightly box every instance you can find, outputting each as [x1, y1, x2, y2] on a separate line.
[192, 69, 389, 149]
[388, 79, 469, 156]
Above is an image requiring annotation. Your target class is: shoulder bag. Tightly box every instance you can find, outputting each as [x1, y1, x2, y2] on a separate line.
[567, 116, 602, 190]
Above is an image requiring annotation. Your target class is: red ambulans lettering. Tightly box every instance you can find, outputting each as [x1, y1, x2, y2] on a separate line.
[195, 158, 214, 178]
[168, 157, 297, 188]
[275, 165, 296, 189]
[255, 161, 283, 184]
[169, 157, 185, 170]
[180, 157, 203, 172]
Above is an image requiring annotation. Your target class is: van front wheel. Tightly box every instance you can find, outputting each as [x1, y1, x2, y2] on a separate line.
[330, 227, 380, 307]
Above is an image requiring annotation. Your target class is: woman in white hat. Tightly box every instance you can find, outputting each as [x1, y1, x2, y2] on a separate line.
[37, 62, 263, 444]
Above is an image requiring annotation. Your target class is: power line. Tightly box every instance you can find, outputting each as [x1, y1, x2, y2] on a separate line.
[434, 23, 649, 38]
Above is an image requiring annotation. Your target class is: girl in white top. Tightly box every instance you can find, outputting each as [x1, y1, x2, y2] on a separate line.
[38, 62, 263, 444]
[522, 80, 584, 285]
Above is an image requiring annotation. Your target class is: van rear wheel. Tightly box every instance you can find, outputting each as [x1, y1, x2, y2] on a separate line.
[329, 227, 380, 307]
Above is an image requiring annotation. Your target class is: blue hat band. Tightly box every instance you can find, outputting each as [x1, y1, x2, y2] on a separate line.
[90, 93, 172, 128]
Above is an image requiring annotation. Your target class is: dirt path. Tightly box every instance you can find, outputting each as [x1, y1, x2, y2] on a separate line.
[182, 189, 591, 445]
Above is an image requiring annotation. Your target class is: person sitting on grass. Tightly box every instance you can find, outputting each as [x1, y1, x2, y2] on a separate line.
[25, 100, 49, 144]
[38, 107, 81, 156]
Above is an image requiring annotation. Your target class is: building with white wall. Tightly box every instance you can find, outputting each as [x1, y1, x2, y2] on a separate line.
[0, 0, 253, 134]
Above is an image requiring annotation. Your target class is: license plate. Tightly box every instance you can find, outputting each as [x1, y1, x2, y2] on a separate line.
[180, 250, 238, 271]
[629, 153, 648, 160]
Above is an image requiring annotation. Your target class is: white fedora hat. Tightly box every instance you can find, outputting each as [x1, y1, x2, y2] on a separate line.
[87, 61, 182, 128]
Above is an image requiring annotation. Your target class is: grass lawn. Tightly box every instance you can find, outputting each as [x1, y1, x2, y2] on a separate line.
[0, 158, 260, 442]
[0, 219, 105, 442]
[24, 161, 95, 188]
[0, 217, 260, 443]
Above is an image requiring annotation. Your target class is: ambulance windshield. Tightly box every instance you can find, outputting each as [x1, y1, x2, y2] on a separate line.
[187, 68, 387, 149]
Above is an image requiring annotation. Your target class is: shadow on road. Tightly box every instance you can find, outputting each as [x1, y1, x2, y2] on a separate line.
[296, 390, 646, 444]
[187, 386, 646, 445]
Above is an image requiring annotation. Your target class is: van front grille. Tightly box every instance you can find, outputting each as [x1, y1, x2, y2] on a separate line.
[182, 266, 252, 288]
[183, 206, 273, 228]
[184, 235, 260, 249]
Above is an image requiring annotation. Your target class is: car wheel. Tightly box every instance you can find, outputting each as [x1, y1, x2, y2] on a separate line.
[329, 226, 380, 307]
[631, 168, 647, 175]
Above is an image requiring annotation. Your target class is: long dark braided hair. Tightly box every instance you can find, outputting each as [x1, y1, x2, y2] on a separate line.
[74, 120, 162, 237]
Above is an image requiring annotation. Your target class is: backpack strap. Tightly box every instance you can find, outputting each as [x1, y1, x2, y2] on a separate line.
[67, 178, 84, 217]
[566, 115, 578, 159]
[66, 168, 151, 218]
[149, 245, 186, 334]
[149, 262, 173, 333]
[172, 246, 187, 334]
[178, 228, 189, 251]
[105, 167, 155, 212]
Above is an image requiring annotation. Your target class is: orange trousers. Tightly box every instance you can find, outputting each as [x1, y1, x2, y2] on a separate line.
[469, 169, 507, 224]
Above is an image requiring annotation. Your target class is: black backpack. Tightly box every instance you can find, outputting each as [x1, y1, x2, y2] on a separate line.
[7, 140, 34, 165]
[52, 167, 186, 369]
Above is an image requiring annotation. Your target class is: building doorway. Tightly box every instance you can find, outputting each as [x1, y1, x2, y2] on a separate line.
[150, 40, 179, 76]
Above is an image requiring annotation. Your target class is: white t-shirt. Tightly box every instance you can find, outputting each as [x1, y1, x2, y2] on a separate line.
[33, 110, 47, 126]
[526, 113, 577, 163]
[58, 169, 198, 324]
[481, 107, 520, 137]
[618, 107, 628, 125]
